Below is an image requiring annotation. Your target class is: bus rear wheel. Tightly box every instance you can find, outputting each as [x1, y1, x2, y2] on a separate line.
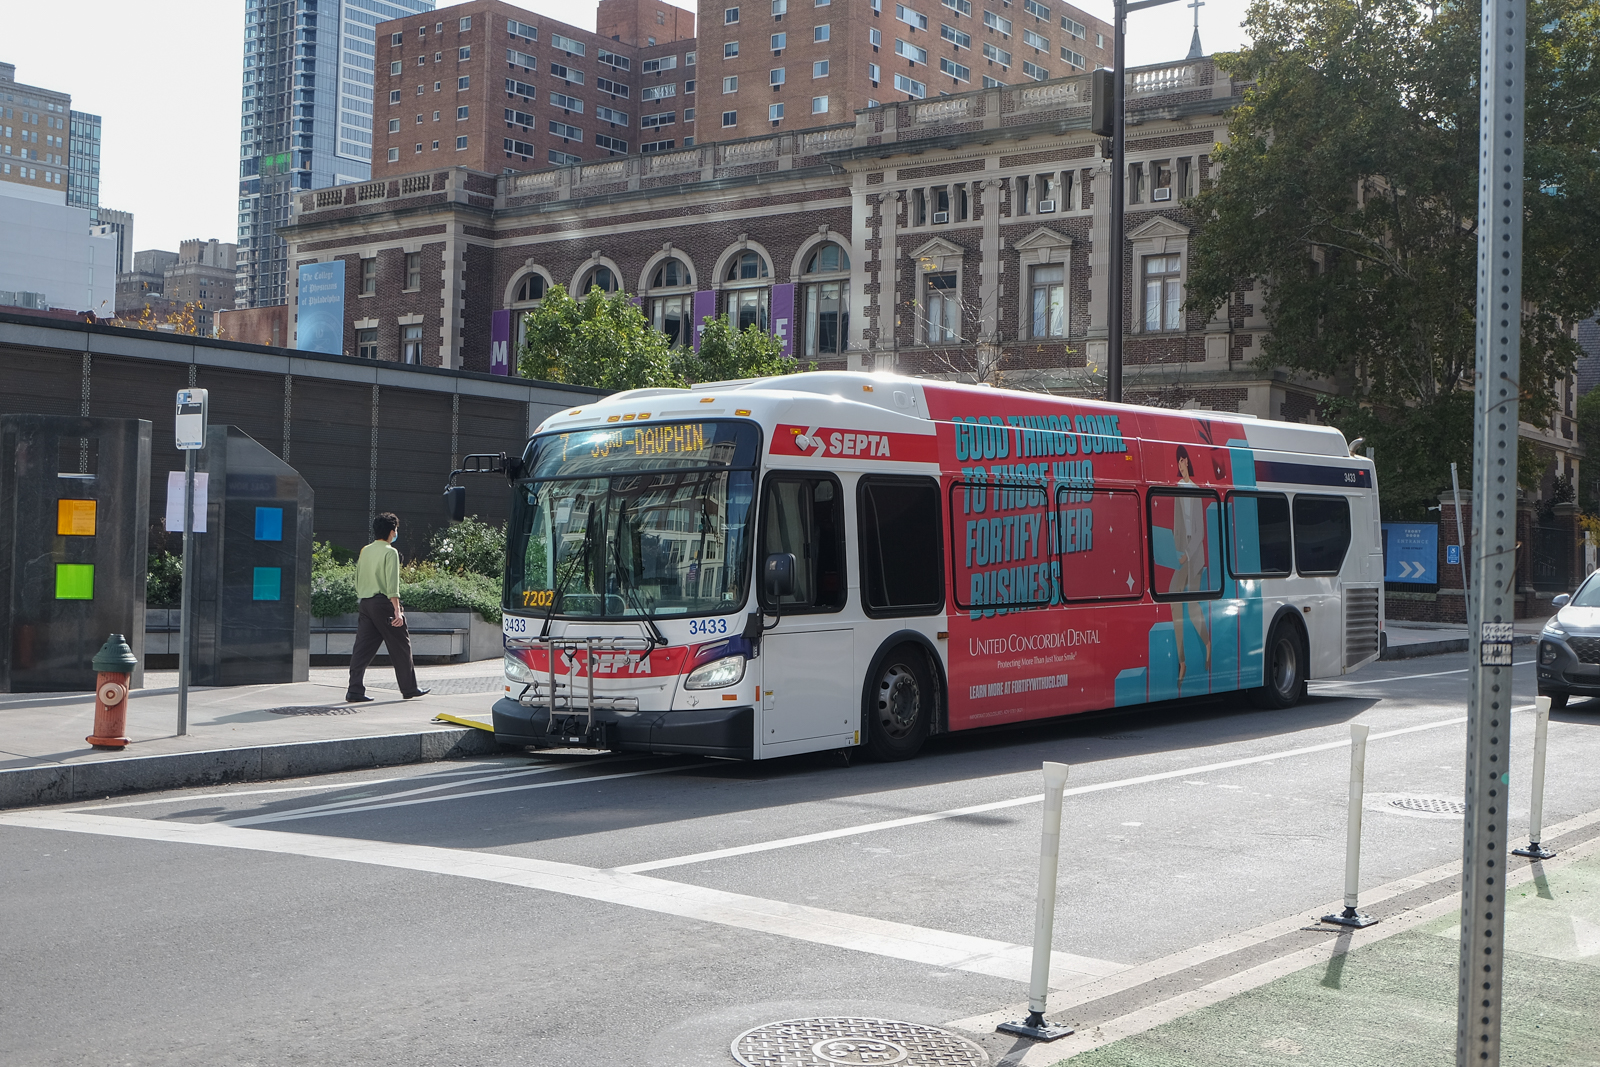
[1250, 619, 1307, 709]
[864, 646, 932, 761]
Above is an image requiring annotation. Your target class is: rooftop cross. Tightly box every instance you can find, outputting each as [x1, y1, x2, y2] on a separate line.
[1186, 0, 1205, 59]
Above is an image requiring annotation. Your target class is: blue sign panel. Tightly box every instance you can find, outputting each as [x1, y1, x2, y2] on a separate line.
[1447, 544, 1461, 566]
[1382, 522, 1438, 584]
[296, 260, 345, 355]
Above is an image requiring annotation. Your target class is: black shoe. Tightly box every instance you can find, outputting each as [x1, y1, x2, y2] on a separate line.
[402, 687, 431, 699]
[345, 694, 374, 703]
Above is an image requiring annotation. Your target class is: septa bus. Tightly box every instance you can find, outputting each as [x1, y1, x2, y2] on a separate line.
[480, 372, 1382, 761]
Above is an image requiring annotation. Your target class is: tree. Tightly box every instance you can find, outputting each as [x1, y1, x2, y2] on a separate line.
[1187, 0, 1600, 517]
[517, 286, 678, 390]
[674, 313, 799, 384]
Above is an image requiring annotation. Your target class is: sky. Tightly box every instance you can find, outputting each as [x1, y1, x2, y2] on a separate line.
[7, 0, 1250, 255]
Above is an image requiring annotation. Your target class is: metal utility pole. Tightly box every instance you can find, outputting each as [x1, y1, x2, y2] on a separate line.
[174, 388, 208, 737]
[1104, 0, 1180, 405]
[1458, 0, 1524, 1059]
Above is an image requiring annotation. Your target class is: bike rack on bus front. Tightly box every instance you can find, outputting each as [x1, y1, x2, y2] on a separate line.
[509, 635, 649, 743]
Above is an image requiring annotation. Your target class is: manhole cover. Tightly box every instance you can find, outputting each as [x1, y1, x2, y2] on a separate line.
[264, 705, 365, 716]
[732, 1018, 987, 1067]
[1390, 797, 1466, 815]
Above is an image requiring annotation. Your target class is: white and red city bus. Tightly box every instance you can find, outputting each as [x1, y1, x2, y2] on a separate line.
[487, 372, 1383, 760]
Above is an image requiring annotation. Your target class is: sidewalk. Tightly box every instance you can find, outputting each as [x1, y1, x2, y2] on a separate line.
[1381, 618, 1546, 660]
[1042, 826, 1600, 1066]
[0, 662, 514, 809]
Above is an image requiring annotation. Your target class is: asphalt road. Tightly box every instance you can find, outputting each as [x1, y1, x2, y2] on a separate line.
[4, 653, 1598, 1067]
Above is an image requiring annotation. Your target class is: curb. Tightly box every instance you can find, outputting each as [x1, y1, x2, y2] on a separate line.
[1379, 633, 1536, 661]
[0, 728, 505, 811]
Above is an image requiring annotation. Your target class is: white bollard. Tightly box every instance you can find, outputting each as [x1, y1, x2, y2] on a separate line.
[997, 761, 1075, 1041]
[1321, 723, 1378, 927]
[1513, 696, 1557, 859]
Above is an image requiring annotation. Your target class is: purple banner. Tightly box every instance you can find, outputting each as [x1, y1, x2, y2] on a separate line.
[490, 309, 512, 375]
[770, 283, 796, 358]
[692, 290, 716, 350]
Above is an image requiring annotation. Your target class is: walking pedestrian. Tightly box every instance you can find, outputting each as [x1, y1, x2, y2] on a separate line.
[346, 512, 431, 702]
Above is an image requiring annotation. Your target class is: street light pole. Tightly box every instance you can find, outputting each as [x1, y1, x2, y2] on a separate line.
[1106, 0, 1181, 405]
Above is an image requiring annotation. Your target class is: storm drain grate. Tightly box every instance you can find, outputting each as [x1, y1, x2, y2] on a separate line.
[1390, 797, 1466, 815]
[264, 705, 365, 716]
[731, 1018, 988, 1067]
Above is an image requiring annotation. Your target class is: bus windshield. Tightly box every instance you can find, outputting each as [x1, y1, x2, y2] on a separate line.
[506, 422, 760, 619]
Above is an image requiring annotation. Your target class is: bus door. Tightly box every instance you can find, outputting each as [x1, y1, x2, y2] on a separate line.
[756, 471, 855, 747]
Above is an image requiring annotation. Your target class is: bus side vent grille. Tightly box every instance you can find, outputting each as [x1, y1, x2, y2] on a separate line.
[1345, 586, 1380, 667]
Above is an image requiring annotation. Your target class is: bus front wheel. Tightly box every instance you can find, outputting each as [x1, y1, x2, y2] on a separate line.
[1250, 619, 1307, 710]
[864, 646, 932, 761]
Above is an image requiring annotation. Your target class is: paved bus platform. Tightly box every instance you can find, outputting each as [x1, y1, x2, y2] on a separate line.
[0, 662, 511, 808]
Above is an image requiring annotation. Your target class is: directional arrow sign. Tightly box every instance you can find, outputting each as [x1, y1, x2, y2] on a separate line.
[1381, 523, 1438, 585]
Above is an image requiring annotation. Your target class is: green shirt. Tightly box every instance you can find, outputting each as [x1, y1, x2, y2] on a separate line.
[355, 539, 401, 599]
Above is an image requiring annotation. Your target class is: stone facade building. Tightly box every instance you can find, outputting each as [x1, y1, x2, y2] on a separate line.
[283, 57, 1307, 419]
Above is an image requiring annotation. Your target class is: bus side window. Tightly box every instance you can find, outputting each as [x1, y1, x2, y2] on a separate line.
[1057, 486, 1144, 600]
[1148, 489, 1224, 600]
[1293, 495, 1351, 575]
[759, 473, 848, 612]
[859, 476, 943, 617]
[1226, 492, 1293, 577]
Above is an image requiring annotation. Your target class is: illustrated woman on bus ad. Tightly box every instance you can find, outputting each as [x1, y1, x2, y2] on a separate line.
[1171, 444, 1213, 680]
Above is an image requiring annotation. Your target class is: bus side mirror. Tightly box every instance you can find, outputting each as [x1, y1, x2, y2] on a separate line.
[764, 553, 795, 601]
[1553, 593, 1571, 608]
[444, 485, 466, 522]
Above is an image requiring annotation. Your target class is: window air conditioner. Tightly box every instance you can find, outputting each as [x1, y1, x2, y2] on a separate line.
[1037, 198, 1056, 212]
[1152, 187, 1172, 201]
[932, 210, 949, 223]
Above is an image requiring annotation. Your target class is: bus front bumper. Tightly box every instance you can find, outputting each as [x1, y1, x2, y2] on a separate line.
[491, 697, 754, 759]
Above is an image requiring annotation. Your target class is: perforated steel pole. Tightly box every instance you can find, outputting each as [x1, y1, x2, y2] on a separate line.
[1459, 0, 1524, 1059]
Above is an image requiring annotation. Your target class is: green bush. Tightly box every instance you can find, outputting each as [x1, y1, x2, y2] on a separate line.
[430, 516, 506, 579]
[311, 553, 502, 622]
[147, 550, 182, 607]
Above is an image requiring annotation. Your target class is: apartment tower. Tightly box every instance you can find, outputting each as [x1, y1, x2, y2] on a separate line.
[236, 0, 436, 310]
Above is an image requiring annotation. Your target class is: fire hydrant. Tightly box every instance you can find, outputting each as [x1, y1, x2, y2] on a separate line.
[87, 633, 137, 749]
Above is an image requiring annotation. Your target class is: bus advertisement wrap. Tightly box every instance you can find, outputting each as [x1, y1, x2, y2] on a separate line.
[925, 392, 1265, 731]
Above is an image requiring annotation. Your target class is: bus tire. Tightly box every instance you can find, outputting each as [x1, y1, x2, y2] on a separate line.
[1250, 616, 1307, 710]
[864, 644, 933, 761]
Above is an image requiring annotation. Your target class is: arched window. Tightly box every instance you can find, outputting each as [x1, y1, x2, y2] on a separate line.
[724, 250, 770, 331]
[648, 257, 694, 347]
[804, 243, 850, 275]
[800, 242, 850, 356]
[514, 272, 546, 304]
[651, 257, 691, 288]
[726, 251, 769, 282]
[579, 265, 619, 294]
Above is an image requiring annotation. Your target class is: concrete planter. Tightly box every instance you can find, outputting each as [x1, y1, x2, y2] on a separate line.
[147, 608, 502, 663]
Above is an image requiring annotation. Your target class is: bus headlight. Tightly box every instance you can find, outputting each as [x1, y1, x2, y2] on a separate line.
[505, 653, 539, 684]
[684, 655, 746, 690]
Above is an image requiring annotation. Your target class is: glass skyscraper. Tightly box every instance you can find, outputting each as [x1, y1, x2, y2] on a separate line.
[67, 110, 101, 218]
[236, 0, 435, 309]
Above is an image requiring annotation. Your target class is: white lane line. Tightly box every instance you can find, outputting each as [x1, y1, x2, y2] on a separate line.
[1309, 660, 1531, 690]
[69, 764, 533, 811]
[227, 764, 694, 826]
[616, 711, 1482, 874]
[218, 762, 600, 825]
[0, 810, 1125, 990]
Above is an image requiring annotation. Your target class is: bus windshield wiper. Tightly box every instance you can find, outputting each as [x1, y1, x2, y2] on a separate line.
[611, 499, 667, 651]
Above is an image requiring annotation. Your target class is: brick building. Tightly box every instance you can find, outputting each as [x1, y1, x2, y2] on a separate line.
[282, 56, 1309, 420]
[368, 0, 699, 181]
[700, 0, 1111, 140]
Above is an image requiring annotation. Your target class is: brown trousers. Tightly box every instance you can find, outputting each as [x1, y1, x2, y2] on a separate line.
[347, 594, 419, 698]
